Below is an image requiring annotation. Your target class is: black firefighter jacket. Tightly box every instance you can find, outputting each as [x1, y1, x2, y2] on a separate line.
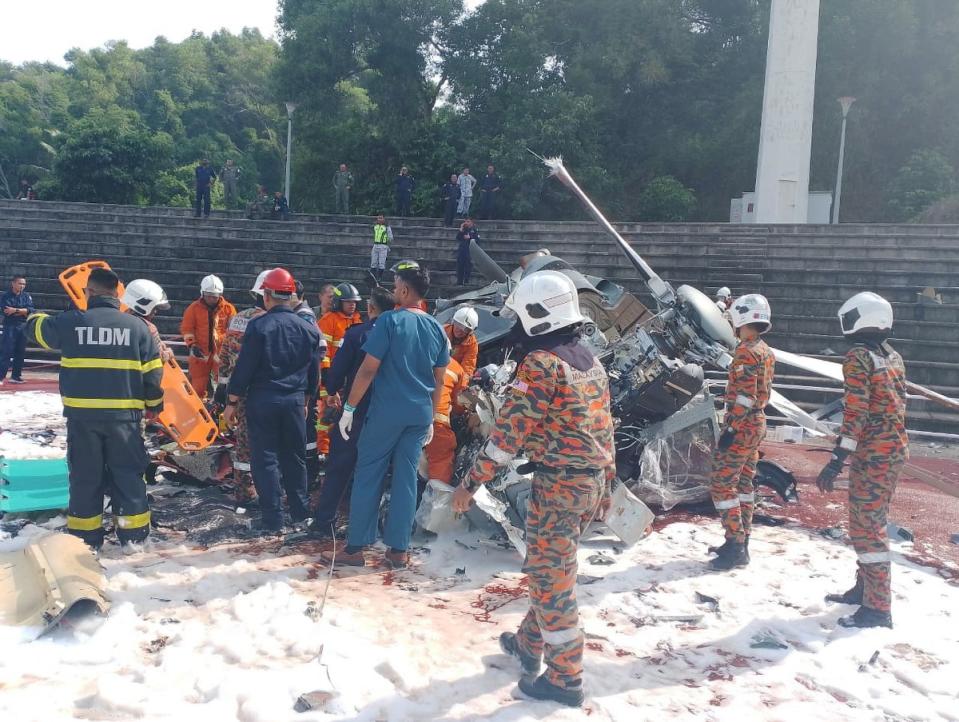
[26, 296, 164, 420]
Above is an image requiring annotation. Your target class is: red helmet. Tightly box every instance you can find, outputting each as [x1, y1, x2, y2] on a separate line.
[261, 267, 296, 295]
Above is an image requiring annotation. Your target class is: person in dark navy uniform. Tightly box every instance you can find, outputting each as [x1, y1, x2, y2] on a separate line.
[224, 268, 322, 534]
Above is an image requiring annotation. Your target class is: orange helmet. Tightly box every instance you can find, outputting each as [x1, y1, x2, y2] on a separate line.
[261, 267, 296, 295]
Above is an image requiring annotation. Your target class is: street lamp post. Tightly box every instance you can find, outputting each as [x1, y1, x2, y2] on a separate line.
[284, 101, 298, 209]
[832, 96, 856, 224]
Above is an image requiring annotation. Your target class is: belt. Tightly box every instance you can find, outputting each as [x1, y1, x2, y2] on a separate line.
[522, 462, 602, 477]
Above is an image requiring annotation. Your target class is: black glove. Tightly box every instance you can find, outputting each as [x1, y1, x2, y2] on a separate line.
[189, 345, 206, 359]
[816, 448, 850, 493]
[717, 427, 736, 450]
[213, 383, 227, 407]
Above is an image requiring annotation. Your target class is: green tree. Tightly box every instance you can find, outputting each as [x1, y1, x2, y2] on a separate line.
[886, 149, 955, 221]
[48, 109, 173, 204]
[639, 176, 697, 221]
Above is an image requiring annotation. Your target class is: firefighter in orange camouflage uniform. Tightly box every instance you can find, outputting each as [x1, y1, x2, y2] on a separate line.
[215, 271, 269, 504]
[817, 292, 907, 629]
[708, 294, 774, 571]
[452, 270, 615, 708]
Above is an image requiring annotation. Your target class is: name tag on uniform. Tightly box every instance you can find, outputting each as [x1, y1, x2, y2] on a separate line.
[228, 315, 250, 334]
[510, 379, 529, 394]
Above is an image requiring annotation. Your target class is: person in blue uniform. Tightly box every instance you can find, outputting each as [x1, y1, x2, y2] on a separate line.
[395, 166, 416, 216]
[321, 260, 449, 568]
[0, 274, 34, 385]
[223, 268, 323, 534]
[309, 286, 395, 538]
[194, 158, 216, 218]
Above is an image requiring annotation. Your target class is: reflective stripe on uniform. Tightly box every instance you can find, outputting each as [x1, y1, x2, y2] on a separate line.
[305, 441, 317, 451]
[540, 627, 581, 645]
[482, 440, 513, 465]
[60, 357, 162, 373]
[734, 394, 755, 409]
[322, 333, 334, 343]
[332, 338, 344, 348]
[444, 368, 460, 382]
[317, 423, 331, 432]
[839, 436, 858, 452]
[434, 413, 450, 425]
[115, 510, 151, 530]
[738, 493, 755, 503]
[713, 498, 740, 510]
[233, 461, 251, 471]
[67, 513, 103, 531]
[33, 314, 52, 350]
[62, 397, 146, 410]
[858, 551, 890, 564]
[218, 375, 231, 384]
[318, 389, 329, 398]
[145, 397, 164, 408]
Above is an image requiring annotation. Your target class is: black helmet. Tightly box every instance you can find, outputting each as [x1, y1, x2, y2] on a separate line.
[332, 282, 361, 311]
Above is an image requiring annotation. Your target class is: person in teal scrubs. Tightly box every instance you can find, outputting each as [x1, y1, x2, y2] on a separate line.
[322, 260, 449, 569]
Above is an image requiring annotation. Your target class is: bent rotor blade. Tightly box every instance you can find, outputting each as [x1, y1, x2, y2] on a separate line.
[768, 389, 831, 437]
[535, 152, 674, 306]
[774, 347, 959, 411]
[772, 348, 843, 382]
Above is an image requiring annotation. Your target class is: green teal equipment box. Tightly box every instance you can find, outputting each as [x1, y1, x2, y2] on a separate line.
[0, 457, 70, 513]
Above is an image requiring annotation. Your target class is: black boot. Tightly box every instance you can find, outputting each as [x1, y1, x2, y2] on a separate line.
[517, 674, 584, 708]
[708, 535, 749, 559]
[837, 605, 892, 629]
[499, 632, 541, 675]
[709, 541, 749, 570]
[825, 576, 864, 605]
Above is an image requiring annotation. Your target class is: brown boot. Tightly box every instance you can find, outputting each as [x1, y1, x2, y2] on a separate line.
[320, 543, 367, 567]
[385, 549, 410, 569]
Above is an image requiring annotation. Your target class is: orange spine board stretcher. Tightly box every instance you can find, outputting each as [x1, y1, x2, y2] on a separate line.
[59, 261, 218, 450]
[58, 261, 128, 312]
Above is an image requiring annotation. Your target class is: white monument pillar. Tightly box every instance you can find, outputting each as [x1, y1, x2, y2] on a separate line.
[752, 0, 821, 223]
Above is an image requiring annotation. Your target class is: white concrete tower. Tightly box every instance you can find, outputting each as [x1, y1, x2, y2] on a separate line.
[752, 0, 821, 223]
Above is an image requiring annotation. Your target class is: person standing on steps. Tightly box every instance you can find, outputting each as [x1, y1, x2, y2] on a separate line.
[395, 165, 415, 217]
[478, 164, 502, 220]
[320, 260, 448, 570]
[333, 163, 354, 214]
[219, 159, 240, 209]
[817, 292, 908, 630]
[455, 218, 480, 286]
[0, 274, 34, 385]
[194, 158, 216, 218]
[26, 268, 163, 551]
[708, 294, 774, 571]
[441, 173, 460, 227]
[451, 271, 616, 708]
[457, 166, 476, 217]
[370, 214, 394, 283]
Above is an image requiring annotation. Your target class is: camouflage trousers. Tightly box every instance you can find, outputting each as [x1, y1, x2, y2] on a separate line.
[230, 401, 257, 504]
[516, 468, 603, 688]
[849, 451, 904, 612]
[710, 416, 765, 543]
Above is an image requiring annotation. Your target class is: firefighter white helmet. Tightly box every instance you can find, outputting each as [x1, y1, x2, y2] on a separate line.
[716, 286, 732, 301]
[250, 270, 272, 297]
[200, 274, 224, 296]
[838, 292, 893, 336]
[122, 279, 170, 316]
[452, 306, 479, 332]
[728, 294, 772, 333]
[501, 270, 585, 336]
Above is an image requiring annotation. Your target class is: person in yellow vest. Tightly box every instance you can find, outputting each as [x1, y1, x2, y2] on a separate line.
[369, 214, 394, 283]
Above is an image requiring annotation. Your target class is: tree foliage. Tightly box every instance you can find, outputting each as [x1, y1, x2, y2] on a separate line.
[3, 3, 959, 222]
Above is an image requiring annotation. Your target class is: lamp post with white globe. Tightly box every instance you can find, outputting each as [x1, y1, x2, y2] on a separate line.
[832, 96, 856, 224]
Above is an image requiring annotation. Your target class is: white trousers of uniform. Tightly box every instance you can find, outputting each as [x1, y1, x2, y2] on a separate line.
[457, 193, 472, 215]
[371, 244, 389, 270]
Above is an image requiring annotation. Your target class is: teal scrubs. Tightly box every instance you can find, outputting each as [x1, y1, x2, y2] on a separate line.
[347, 309, 450, 550]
